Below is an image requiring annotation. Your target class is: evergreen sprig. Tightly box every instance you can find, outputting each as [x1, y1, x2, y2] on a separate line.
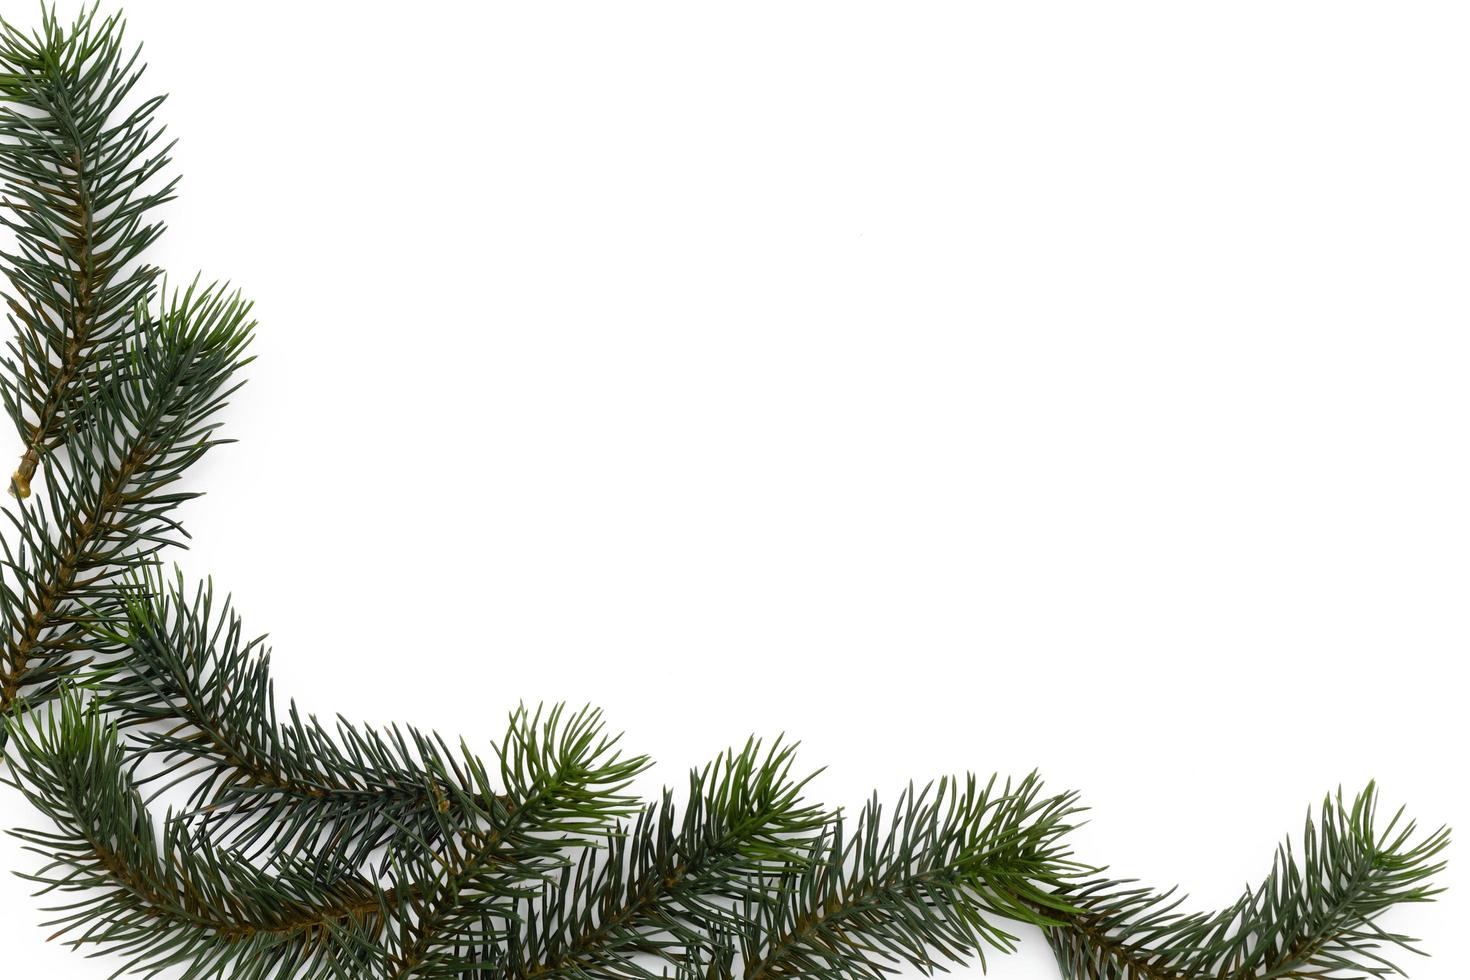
[98, 571, 500, 872]
[493, 739, 828, 978]
[730, 775, 1082, 980]
[0, 3, 174, 498]
[0, 280, 251, 720]
[0, 6, 1452, 980]
[377, 704, 651, 978]
[1044, 785, 1450, 980]
[3, 690, 392, 980]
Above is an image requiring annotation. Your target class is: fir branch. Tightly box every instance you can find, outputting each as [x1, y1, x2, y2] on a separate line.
[1043, 784, 1450, 980]
[382, 705, 651, 979]
[0, 4, 175, 497]
[0, 280, 251, 717]
[493, 739, 828, 978]
[730, 774, 1084, 980]
[2, 690, 396, 980]
[3, 693, 659, 980]
[96, 570, 496, 872]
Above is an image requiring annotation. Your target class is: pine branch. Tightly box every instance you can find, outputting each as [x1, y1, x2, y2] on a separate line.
[0, 4, 175, 497]
[492, 739, 828, 978]
[2, 690, 397, 980]
[96, 570, 499, 872]
[382, 705, 651, 979]
[0, 280, 251, 718]
[731, 774, 1084, 980]
[1043, 784, 1450, 980]
[3, 692, 662, 980]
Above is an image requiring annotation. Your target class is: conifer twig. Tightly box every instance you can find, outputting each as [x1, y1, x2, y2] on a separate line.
[0, 279, 251, 717]
[1042, 785, 1450, 980]
[0, 5, 175, 497]
[493, 739, 828, 977]
[382, 705, 651, 978]
[3, 691, 394, 979]
[731, 775, 1084, 980]
[97, 570, 497, 871]
[0, 282, 252, 720]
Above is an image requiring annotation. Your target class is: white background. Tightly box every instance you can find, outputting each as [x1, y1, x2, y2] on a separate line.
[1, 2, 1466, 977]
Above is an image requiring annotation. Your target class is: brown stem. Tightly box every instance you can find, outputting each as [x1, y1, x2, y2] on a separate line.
[1, 435, 153, 710]
[85, 836, 392, 946]
[9, 146, 101, 497]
